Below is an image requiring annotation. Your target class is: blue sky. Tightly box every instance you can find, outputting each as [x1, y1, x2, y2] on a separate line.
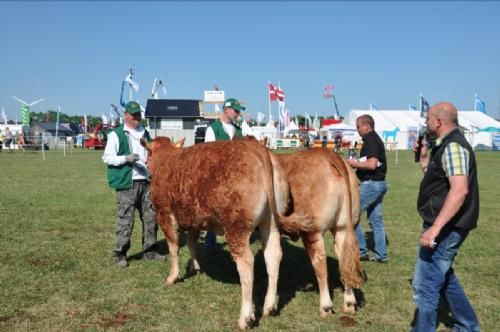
[2, 1, 500, 122]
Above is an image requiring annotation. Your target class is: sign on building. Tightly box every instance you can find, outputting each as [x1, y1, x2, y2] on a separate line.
[204, 90, 225, 103]
[160, 119, 183, 130]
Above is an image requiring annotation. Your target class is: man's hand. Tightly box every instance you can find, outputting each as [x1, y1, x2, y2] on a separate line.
[420, 225, 440, 248]
[125, 154, 140, 163]
[413, 139, 429, 171]
[346, 158, 357, 168]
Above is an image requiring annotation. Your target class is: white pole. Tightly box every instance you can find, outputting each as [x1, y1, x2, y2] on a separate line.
[419, 93, 423, 130]
[268, 81, 271, 123]
[278, 81, 281, 138]
[63, 137, 66, 156]
[55, 106, 60, 149]
[41, 133, 45, 160]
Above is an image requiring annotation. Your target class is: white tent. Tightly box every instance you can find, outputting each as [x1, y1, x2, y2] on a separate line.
[321, 122, 355, 130]
[346, 109, 500, 150]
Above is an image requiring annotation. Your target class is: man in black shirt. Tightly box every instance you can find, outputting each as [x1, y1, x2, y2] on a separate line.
[346, 114, 388, 263]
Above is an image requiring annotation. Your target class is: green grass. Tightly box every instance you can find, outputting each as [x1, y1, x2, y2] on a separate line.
[0, 148, 499, 331]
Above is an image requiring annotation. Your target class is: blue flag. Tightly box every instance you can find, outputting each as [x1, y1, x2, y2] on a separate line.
[475, 95, 486, 113]
[420, 96, 430, 119]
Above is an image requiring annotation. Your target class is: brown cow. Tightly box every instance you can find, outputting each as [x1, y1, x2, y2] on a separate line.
[148, 137, 288, 329]
[275, 148, 366, 317]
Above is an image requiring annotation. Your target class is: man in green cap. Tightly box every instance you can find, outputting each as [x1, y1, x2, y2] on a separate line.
[102, 101, 164, 268]
[203, 98, 252, 252]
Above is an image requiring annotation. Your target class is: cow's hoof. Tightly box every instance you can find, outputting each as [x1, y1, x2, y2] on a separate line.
[188, 268, 201, 277]
[165, 275, 179, 285]
[320, 306, 334, 318]
[238, 314, 255, 330]
[343, 303, 356, 315]
[263, 305, 278, 317]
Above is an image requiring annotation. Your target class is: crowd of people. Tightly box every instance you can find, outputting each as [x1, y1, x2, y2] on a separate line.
[101, 99, 480, 331]
[0, 127, 24, 152]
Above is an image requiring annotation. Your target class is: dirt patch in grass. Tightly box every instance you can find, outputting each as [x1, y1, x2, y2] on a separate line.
[95, 312, 132, 328]
[339, 315, 357, 327]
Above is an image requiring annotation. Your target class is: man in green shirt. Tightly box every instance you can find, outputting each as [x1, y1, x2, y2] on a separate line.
[102, 101, 164, 268]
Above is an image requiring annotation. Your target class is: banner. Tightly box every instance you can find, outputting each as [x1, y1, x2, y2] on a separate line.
[493, 132, 500, 151]
[22, 105, 30, 126]
[408, 127, 418, 149]
[204, 90, 225, 103]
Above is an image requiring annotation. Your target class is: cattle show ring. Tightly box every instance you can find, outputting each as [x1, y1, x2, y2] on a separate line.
[2, 71, 500, 332]
[1, 124, 498, 331]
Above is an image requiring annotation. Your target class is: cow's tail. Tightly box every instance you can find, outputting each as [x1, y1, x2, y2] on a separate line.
[326, 151, 365, 288]
[266, 151, 289, 229]
[339, 218, 366, 288]
[268, 153, 314, 238]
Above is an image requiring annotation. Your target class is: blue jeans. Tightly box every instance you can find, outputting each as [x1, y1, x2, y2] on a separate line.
[411, 225, 480, 332]
[355, 180, 388, 261]
[204, 230, 216, 248]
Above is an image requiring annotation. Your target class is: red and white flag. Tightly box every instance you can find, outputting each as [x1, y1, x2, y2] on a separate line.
[276, 87, 285, 102]
[269, 83, 278, 101]
[324, 84, 335, 98]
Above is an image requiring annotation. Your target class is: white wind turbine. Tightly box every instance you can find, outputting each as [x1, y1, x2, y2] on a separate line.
[151, 78, 167, 99]
[12, 96, 44, 126]
[12, 96, 44, 107]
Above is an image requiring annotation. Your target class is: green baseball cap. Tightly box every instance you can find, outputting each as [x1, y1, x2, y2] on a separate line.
[223, 98, 245, 112]
[125, 101, 142, 115]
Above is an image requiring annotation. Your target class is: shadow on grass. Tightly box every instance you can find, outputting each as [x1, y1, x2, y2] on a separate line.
[189, 235, 365, 325]
[127, 234, 185, 262]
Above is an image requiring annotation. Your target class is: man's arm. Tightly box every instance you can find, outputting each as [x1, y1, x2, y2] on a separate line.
[102, 132, 127, 166]
[204, 127, 215, 143]
[346, 157, 378, 170]
[420, 175, 468, 247]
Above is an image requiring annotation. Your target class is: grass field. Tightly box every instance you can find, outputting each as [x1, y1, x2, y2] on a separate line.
[1, 148, 499, 331]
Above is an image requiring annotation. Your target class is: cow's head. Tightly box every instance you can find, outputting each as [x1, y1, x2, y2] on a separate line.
[142, 136, 185, 165]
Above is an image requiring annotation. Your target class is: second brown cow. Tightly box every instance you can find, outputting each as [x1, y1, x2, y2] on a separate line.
[276, 148, 366, 317]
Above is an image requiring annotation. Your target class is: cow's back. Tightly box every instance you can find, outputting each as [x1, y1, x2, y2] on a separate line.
[277, 148, 351, 233]
[151, 140, 275, 231]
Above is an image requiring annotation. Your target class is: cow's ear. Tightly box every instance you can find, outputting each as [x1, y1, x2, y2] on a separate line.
[174, 137, 185, 148]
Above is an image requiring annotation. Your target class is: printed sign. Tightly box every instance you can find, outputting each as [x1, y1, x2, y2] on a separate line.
[408, 127, 418, 149]
[160, 119, 183, 130]
[204, 91, 225, 103]
[493, 132, 500, 151]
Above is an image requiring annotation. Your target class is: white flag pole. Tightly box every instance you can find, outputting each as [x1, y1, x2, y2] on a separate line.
[278, 81, 282, 137]
[268, 81, 271, 123]
[55, 106, 61, 148]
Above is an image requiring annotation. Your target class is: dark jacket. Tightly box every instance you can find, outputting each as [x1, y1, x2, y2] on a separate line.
[417, 128, 479, 230]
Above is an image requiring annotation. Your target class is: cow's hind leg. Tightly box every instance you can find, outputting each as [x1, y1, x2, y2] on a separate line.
[259, 217, 282, 317]
[186, 230, 201, 276]
[332, 229, 357, 314]
[302, 232, 334, 318]
[227, 232, 255, 330]
[160, 213, 180, 285]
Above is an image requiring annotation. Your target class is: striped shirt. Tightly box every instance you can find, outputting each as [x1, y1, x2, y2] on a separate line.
[435, 136, 469, 176]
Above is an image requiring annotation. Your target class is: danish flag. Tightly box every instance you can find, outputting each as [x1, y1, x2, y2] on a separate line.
[269, 83, 278, 101]
[276, 87, 285, 102]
